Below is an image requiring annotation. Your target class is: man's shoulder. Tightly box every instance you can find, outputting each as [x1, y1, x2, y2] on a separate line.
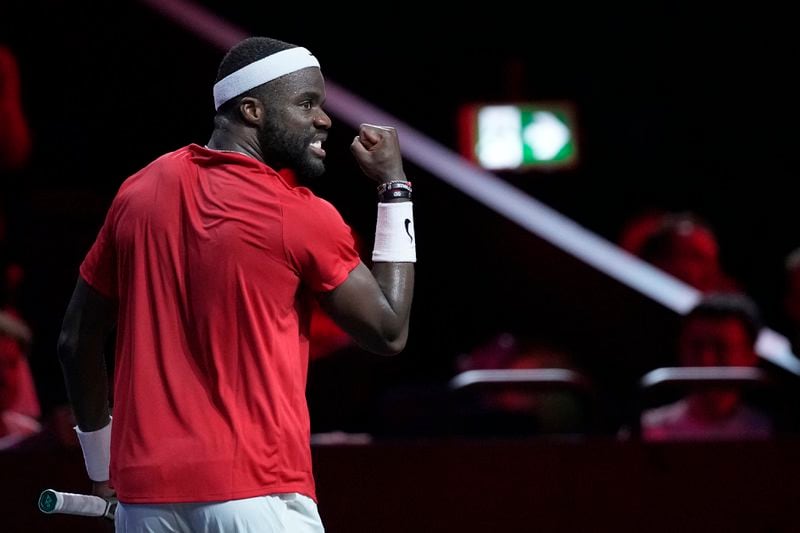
[115, 146, 195, 194]
[279, 187, 353, 243]
[142, 145, 195, 173]
[280, 185, 341, 216]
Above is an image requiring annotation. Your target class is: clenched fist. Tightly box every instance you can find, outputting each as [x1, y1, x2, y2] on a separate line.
[350, 124, 406, 184]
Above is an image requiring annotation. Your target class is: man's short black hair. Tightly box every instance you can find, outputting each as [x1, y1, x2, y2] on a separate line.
[686, 291, 763, 345]
[215, 36, 299, 83]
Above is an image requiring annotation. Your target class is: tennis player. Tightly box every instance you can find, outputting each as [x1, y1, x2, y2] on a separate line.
[58, 36, 415, 532]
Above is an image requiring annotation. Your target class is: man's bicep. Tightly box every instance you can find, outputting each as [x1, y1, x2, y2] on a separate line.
[318, 261, 388, 339]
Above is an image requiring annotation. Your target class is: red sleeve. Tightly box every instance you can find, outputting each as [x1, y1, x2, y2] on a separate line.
[283, 194, 360, 293]
[79, 200, 118, 299]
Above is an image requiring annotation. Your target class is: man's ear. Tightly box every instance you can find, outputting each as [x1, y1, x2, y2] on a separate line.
[238, 96, 264, 126]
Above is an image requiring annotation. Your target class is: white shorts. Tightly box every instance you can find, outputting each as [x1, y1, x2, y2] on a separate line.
[115, 492, 324, 533]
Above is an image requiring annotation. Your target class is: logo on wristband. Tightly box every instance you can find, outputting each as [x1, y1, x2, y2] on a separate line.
[404, 219, 413, 243]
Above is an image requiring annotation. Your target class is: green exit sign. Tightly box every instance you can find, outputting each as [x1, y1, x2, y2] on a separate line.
[459, 102, 578, 171]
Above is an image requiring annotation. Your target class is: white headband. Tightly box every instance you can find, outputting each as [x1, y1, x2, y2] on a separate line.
[213, 47, 320, 110]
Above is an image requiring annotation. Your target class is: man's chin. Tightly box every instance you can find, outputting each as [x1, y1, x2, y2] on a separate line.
[294, 160, 326, 182]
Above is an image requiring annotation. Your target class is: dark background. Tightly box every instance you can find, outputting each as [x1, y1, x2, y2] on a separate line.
[2, 1, 799, 431]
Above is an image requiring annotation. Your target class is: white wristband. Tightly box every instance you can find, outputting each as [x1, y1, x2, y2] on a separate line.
[372, 202, 416, 262]
[74, 418, 112, 482]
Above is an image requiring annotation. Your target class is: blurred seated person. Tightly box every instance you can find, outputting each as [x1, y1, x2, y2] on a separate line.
[621, 210, 740, 293]
[0, 324, 40, 449]
[0, 44, 31, 173]
[0, 309, 38, 419]
[617, 208, 668, 256]
[5, 403, 79, 451]
[0, 222, 40, 418]
[454, 332, 588, 436]
[641, 292, 773, 441]
[1, 259, 40, 420]
[3, 219, 79, 451]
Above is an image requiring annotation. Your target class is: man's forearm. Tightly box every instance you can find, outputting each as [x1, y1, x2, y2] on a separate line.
[58, 336, 111, 431]
[371, 262, 415, 341]
[58, 279, 115, 431]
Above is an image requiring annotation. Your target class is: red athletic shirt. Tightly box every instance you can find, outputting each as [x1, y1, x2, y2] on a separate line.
[79, 144, 360, 503]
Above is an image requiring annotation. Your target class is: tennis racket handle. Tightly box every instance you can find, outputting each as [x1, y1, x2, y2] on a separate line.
[38, 489, 117, 519]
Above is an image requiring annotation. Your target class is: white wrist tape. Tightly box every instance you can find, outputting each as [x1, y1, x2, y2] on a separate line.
[372, 202, 416, 262]
[74, 418, 112, 482]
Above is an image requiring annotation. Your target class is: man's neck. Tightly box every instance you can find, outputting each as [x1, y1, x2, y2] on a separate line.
[206, 131, 263, 163]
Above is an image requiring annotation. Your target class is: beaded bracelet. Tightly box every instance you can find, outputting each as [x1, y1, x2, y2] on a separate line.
[377, 180, 412, 202]
[377, 180, 412, 195]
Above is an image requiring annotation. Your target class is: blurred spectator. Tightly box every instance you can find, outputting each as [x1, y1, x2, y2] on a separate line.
[1, 205, 39, 423]
[640, 292, 773, 441]
[0, 44, 31, 173]
[455, 331, 520, 373]
[6, 403, 79, 451]
[621, 210, 740, 293]
[1, 43, 38, 423]
[0, 216, 39, 420]
[454, 332, 589, 436]
[617, 207, 668, 256]
[0, 311, 38, 420]
[0, 322, 40, 449]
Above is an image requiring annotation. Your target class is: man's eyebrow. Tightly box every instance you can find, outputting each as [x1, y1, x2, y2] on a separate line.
[295, 90, 322, 100]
